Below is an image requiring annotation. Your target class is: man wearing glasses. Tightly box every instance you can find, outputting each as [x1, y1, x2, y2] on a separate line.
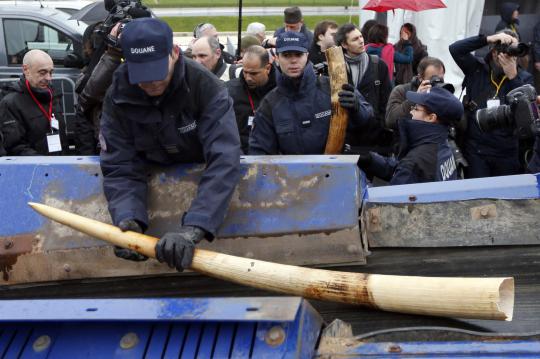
[357, 87, 464, 185]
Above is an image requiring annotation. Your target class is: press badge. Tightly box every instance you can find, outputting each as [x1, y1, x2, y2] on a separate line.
[248, 116, 254, 127]
[47, 134, 62, 153]
[487, 99, 500, 108]
[50, 114, 59, 130]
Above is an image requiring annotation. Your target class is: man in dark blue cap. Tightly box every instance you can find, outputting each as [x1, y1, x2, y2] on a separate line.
[358, 87, 464, 185]
[248, 31, 373, 155]
[99, 18, 241, 271]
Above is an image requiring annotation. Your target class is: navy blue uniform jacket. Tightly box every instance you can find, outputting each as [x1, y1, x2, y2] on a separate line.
[368, 119, 457, 185]
[248, 63, 374, 155]
[100, 56, 241, 237]
[449, 35, 533, 157]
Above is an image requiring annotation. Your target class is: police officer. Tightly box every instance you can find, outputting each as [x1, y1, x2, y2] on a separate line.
[358, 87, 464, 185]
[100, 18, 241, 271]
[248, 31, 373, 155]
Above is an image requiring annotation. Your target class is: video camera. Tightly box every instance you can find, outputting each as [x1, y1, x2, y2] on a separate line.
[96, 0, 151, 47]
[475, 84, 539, 138]
[493, 41, 530, 57]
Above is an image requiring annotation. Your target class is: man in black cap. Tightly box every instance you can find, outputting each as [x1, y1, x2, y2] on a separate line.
[358, 87, 464, 185]
[264, 7, 314, 49]
[249, 31, 373, 155]
[99, 18, 241, 271]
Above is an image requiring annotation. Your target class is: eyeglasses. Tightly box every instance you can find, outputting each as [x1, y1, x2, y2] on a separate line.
[410, 105, 428, 113]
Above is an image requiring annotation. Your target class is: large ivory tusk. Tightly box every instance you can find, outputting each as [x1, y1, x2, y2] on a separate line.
[324, 46, 349, 154]
[28, 202, 514, 321]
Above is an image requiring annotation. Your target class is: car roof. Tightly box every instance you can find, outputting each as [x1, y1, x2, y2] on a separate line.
[0, 4, 87, 35]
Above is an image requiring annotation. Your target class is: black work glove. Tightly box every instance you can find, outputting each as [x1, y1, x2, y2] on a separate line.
[114, 219, 148, 262]
[338, 83, 361, 113]
[357, 152, 373, 168]
[155, 226, 206, 272]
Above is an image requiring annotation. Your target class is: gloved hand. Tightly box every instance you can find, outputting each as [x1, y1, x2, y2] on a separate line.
[114, 219, 148, 262]
[357, 152, 373, 168]
[338, 83, 361, 113]
[155, 226, 206, 272]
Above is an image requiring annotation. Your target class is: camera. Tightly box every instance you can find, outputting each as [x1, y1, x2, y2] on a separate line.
[475, 84, 539, 138]
[494, 41, 531, 57]
[96, 0, 151, 48]
[412, 75, 455, 93]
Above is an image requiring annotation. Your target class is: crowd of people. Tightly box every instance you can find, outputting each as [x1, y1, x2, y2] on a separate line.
[0, 3, 539, 271]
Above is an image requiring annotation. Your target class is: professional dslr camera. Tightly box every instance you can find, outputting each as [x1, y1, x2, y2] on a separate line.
[413, 75, 455, 93]
[476, 84, 539, 138]
[493, 41, 531, 57]
[96, 0, 151, 48]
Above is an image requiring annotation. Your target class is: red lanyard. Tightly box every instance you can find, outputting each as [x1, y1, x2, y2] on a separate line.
[25, 79, 53, 123]
[247, 90, 255, 115]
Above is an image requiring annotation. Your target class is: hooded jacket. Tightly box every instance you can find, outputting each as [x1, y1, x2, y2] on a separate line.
[0, 76, 67, 156]
[100, 56, 241, 236]
[367, 119, 457, 185]
[226, 65, 277, 153]
[249, 63, 373, 155]
[495, 2, 520, 37]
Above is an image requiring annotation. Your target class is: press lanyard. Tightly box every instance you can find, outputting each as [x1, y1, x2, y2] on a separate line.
[247, 90, 255, 115]
[25, 80, 53, 124]
[490, 71, 507, 98]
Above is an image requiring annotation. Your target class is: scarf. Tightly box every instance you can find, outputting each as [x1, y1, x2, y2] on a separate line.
[344, 52, 369, 88]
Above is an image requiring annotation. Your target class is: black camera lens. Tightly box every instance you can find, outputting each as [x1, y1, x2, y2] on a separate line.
[494, 41, 530, 57]
[475, 105, 513, 132]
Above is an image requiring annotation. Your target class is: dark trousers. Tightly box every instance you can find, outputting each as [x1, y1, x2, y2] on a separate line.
[465, 151, 521, 178]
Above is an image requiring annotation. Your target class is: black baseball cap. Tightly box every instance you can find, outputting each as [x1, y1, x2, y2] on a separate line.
[121, 18, 173, 84]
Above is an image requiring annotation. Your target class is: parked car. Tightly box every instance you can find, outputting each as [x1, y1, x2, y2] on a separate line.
[0, 5, 87, 150]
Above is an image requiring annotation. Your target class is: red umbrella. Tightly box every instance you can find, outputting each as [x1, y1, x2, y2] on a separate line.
[363, 0, 446, 12]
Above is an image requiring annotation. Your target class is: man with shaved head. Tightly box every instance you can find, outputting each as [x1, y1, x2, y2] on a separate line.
[0, 49, 67, 155]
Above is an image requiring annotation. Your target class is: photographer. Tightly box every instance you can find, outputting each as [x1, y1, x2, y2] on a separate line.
[449, 30, 533, 178]
[74, 0, 151, 155]
[385, 56, 447, 130]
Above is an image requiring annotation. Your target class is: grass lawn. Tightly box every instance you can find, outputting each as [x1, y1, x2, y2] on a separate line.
[163, 15, 359, 32]
[148, 0, 353, 8]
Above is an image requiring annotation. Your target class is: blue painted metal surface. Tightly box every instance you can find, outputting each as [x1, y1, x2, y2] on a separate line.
[366, 173, 540, 203]
[330, 340, 540, 357]
[0, 155, 362, 238]
[0, 297, 323, 358]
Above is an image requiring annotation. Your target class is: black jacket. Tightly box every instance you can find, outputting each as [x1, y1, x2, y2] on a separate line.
[0, 76, 67, 156]
[345, 55, 393, 152]
[100, 56, 241, 237]
[249, 63, 373, 155]
[449, 35, 533, 157]
[308, 42, 326, 67]
[226, 65, 277, 153]
[76, 50, 123, 155]
[533, 21, 540, 63]
[367, 119, 457, 185]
